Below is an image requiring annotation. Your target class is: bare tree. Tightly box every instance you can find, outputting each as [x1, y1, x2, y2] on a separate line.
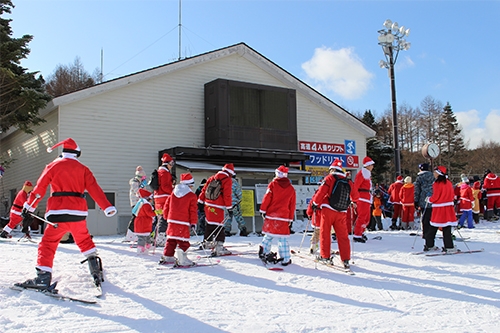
[44, 57, 99, 97]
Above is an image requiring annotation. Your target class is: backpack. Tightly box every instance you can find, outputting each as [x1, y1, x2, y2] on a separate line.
[205, 179, 222, 200]
[329, 176, 351, 211]
[148, 169, 159, 190]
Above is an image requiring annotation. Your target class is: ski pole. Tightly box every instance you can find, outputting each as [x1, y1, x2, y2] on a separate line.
[28, 212, 58, 228]
[193, 232, 214, 266]
[453, 227, 472, 252]
[412, 199, 429, 249]
[298, 213, 312, 253]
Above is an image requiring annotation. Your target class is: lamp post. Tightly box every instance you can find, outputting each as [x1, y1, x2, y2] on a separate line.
[378, 19, 411, 177]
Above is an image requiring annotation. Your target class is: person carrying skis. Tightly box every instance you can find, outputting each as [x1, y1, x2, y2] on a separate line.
[15, 138, 117, 290]
[423, 166, 458, 253]
[387, 175, 404, 230]
[153, 153, 175, 246]
[198, 163, 234, 256]
[311, 159, 358, 268]
[133, 188, 156, 254]
[1, 180, 33, 239]
[352, 156, 375, 243]
[399, 176, 415, 230]
[159, 173, 198, 266]
[258, 165, 296, 266]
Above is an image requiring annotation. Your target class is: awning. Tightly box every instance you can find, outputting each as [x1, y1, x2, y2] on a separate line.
[176, 160, 311, 176]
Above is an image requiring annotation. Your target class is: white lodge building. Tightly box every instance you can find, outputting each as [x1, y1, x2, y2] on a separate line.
[0, 43, 375, 235]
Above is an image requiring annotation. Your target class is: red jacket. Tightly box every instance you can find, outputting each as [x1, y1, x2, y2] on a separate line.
[198, 170, 233, 224]
[154, 165, 173, 200]
[353, 168, 372, 204]
[24, 154, 115, 221]
[399, 184, 415, 206]
[312, 173, 359, 212]
[428, 180, 458, 227]
[388, 180, 403, 204]
[10, 189, 30, 218]
[483, 174, 500, 199]
[459, 183, 474, 212]
[260, 177, 296, 237]
[163, 184, 198, 242]
[134, 199, 156, 234]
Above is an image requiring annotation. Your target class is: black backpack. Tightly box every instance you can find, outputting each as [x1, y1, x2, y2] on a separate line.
[329, 176, 351, 211]
[205, 179, 222, 200]
[148, 169, 159, 190]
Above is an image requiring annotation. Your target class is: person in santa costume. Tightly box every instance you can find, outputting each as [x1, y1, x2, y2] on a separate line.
[198, 163, 234, 256]
[458, 176, 475, 229]
[482, 172, 500, 221]
[258, 165, 296, 266]
[306, 189, 321, 254]
[399, 176, 415, 230]
[15, 138, 117, 290]
[133, 188, 156, 254]
[471, 181, 482, 224]
[352, 156, 375, 243]
[1, 180, 33, 239]
[311, 159, 358, 268]
[159, 173, 198, 266]
[423, 166, 457, 252]
[153, 153, 176, 246]
[387, 175, 404, 230]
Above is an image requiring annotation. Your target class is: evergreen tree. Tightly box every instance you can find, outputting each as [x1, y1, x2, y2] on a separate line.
[366, 137, 394, 184]
[0, 0, 51, 133]
[437, 102, 466, 176]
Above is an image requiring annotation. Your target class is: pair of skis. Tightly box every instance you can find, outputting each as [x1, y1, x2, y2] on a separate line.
[291, 250, 354, 275]
[411, 248, 484, 256]
[10, 281, 100, 304]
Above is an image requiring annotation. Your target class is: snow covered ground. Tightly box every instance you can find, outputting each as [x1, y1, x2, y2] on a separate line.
[2, 218, 500, 333]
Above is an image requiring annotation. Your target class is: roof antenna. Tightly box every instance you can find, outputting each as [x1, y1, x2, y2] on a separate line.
[100, 47, 104, 83]
[178, 0, 182, 60]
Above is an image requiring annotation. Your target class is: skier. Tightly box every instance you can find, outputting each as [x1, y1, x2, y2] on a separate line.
[125, 166, 147, 242]
[458, 176, 474, 229]
[1, 180, 33, 239]
[311, 159, 358, 268]
[153, 153, 175, 246]
[306, 189, 321, 254]
[224, 175, 248, 236]
[414, 163, 434, 240]
[399, 176, 415, 230]
[482, 172, 500, 221]
[258, 165, 296, 266]
[15, 138, 117, 290]
[471, 181, 482, 224]
[159, 173, 198, 266]
[133, 188, 156, 254]
[387, 175, 404, 230]
[423, 166, 458, 253]
[368, 190, 384, 231]
[198, 163, 234, 256]
[352, 156, 375, 243]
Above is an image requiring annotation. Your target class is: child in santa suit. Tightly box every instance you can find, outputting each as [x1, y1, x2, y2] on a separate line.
[399, 176, 415, 230]
[133, 188, 156, 254]
[159, 173, 198, 266]
[458, 177, 474, 229]
[471, 181, 482, 224]
[1, 180, 33, 239]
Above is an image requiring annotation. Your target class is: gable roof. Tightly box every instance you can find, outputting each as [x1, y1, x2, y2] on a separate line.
[2, 42, 375, 139]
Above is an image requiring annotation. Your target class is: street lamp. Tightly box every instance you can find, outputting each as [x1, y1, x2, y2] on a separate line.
[378, 19, 411, 177]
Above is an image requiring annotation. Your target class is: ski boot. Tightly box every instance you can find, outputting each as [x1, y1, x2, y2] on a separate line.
[82, 254, 104, 287]
[159, 256, 176, 265]
[15, 268, 52, 290]
[0, 230, 12, 239]
[343, 260, 350, 269]
[175, 248, 194, 266]
[212, 241, 231, 256]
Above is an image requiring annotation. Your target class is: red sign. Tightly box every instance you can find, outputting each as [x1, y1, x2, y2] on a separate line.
[299, 141, 345, 153]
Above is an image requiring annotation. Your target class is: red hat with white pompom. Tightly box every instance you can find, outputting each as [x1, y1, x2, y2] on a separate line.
[180, 173, 195, 185]
[363, 156, 375, 167]
[47, 138, 80, 154]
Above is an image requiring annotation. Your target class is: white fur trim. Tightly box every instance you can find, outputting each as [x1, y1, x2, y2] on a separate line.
[104, 206, 117, 217]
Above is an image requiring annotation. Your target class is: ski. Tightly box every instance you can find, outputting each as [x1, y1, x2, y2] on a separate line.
[425, 248, 484, 257]
[291, 250, 354, 275]
[157, 260, 221, 270]
[10, 283, 97, 304]
[195, 251, 256, 259]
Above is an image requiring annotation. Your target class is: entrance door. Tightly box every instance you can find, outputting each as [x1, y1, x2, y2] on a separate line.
[85, 192, 117, 236]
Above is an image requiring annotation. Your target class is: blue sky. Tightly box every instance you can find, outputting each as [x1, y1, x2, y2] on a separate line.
[7, 0, 500, 148]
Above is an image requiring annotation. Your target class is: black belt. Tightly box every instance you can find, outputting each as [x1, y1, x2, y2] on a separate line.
[358, 189, 371, 192]
[52, 192, 86, 198]
[13, 204, 23, 209]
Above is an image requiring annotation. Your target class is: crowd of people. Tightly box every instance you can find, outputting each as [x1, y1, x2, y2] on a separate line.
[2, 138, 499, 291]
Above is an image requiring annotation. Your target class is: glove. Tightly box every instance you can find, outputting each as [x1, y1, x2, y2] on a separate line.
[190, 225, 196, 232]
[21, 208, 29, 219]
[154, 209, 163, 215]
[312, 203, 318, 211]
[227, 207, 234, 213]
[21, 214, 34, 233]
[261, 213, 266, 219]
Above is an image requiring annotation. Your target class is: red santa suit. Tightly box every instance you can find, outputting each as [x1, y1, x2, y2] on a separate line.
[388, 177, 404, 221]
[23, 138, 116, 272]
[133, 189, 156, 235]
[4, 181, 32, 233]
[458, 183, 474, 213]
[306, 198, 321, 230]
[483, 173, 500, 215]
[399, 180, 415, 224]
[198, 164, 233, 242]
[260, 177, 296, 238]
[153, 153, 174, 211]
[162, 175, 198, 255]
[353, 157, 374, 239]
[312, 160, 359, 261]
[428, 179, 458, 228]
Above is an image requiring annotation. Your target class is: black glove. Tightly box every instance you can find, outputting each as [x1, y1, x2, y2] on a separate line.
[21, 208, 29, 219]
[21, 214, 33, 233]
[190, 225, 196, 232]
[312, 203, 318, 211]
[261, 213, 266, 219]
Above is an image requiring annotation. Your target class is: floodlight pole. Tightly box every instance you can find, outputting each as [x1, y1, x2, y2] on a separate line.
[388, 46, 401, 177]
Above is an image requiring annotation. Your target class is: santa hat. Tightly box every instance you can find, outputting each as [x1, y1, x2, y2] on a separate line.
[138, 188, 152, 199]
[363, 156, 375, 167]
[329, 159, 343, 171]
[222, 163, 235, 175]
[396, 175, 403, 182]
[180, 173, 195, 185]
[24, 180, 33, 187]
[161, 153, 173, 163]
[473, 181, 481, 190]
[275, 165, 289, 178]
[486, 173, 497, 180]
[434, 166, 447, 176]
[47, 138, 80, 154]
